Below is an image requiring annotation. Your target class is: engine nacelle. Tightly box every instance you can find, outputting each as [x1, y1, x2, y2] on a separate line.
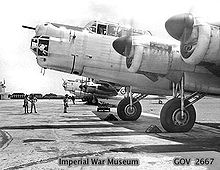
[180, 20, 213, 65]
[112, 35, 196, 82]
[166, 13, 220, 65]
[124, 35, 173, 75]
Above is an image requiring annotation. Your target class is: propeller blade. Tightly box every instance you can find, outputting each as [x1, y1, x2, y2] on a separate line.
[22, 25, 36, 30]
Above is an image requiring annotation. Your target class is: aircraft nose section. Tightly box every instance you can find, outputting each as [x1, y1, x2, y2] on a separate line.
[165, 13, 194, 40]
[112, 36, 132, 56]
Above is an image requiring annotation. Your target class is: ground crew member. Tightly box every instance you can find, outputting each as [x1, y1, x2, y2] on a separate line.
[71, 95, 75, 104]
[23, 94, 29, 114]
[63, 94, 69, 113]
[29, 94, 37, 113]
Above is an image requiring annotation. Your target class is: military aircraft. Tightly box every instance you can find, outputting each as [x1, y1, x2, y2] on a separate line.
[24, 16, 220, 132]
[62, 77, 118, 104]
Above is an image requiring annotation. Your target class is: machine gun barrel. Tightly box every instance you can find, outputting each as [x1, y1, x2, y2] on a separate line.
[22, 25, 35, 30]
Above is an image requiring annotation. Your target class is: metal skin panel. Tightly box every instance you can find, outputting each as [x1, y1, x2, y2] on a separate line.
[139, 44, 170, 74]
[203, 25, 220, 64]
[123, 35, 196, 75]
[37, 53, 74, 74]
[82, 67, 173, 96]
[184, 72, 220, 94]
[82, 33, 122, 72]
[36, 37, 75, 74]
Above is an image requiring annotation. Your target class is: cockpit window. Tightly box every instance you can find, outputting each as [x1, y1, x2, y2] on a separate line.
[107, 24, 117, 36]
[89, 23, 97, 33]
[85, 21, 151, 37]
[97, 24, 107, 35]
[116, 28, 129, 37]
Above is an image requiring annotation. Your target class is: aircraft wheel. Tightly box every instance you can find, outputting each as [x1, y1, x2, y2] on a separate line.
[117, 98, 142, 121]
[160, 98, 196, 132]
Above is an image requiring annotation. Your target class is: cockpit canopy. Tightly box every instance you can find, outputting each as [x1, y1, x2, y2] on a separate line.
[85, 20, 151, 37]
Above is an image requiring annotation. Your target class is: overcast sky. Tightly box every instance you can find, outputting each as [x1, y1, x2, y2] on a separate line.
[0, 0, 219, 95]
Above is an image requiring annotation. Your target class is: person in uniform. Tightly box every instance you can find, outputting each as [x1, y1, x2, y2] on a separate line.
[29, 94, 37, 113]
[23, 94, 29, 114]
[63, 94, 69, 113]
[71, 95, 75, 104]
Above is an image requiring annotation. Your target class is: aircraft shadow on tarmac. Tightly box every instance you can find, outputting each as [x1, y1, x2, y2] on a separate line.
[196, 122, 220, 129]
[75, 110, 220, 153]
[1, 110, 220, 154]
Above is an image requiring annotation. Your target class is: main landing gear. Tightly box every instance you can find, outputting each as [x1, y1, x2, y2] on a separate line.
[117, 76, 205, 132]
[160, 77, 205, 132]
[117, 86, 147, 121]
[82, 95, 98, 105]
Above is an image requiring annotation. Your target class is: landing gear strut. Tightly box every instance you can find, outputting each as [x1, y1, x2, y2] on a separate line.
[160, 76, 205, 132]
[117, 86, 147, 121]
[83, 95, 98, 105]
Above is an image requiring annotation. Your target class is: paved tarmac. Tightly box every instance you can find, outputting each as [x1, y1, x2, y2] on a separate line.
[0, 98, 220, 170]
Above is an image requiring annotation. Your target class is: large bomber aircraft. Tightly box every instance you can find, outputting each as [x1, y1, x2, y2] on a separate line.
[62, 78, 118, 104]
[24, 15, 220, 132]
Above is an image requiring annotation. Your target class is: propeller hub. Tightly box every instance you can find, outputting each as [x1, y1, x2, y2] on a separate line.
[165, 13, 194, 40]
[112, 36, 132, 56]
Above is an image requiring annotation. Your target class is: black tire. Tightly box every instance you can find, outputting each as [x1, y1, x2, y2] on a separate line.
[117, 98, 142, 121]
[160, 97, 196, 132]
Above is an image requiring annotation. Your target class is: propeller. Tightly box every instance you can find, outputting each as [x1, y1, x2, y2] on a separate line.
[165, 13, 194, 41]
[112, 36, 132, 56]
[113, 18, 137, 57]
[165, 13, 198, 59]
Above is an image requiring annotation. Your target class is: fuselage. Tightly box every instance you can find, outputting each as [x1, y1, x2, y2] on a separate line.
[63, 79, 118, 98]
[30, 23, 220, 96]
